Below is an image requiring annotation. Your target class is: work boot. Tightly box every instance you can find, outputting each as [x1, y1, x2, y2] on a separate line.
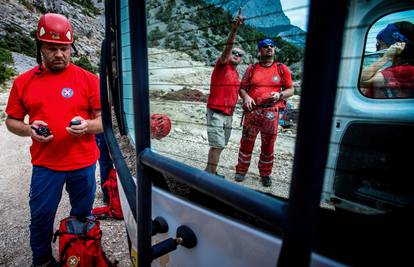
[234, 173, 246, 182]
[215, 172, 225, 179]
[261, 176, 272, 187]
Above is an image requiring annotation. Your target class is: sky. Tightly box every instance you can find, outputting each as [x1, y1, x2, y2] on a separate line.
[280, 0, 309, 31]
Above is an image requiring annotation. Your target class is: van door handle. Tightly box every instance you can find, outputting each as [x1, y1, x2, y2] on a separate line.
[152, 225, 197, 260]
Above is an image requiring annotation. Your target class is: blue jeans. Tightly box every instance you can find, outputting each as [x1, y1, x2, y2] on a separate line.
[95, 133, 113, 203]
[29, 164, 96, 265]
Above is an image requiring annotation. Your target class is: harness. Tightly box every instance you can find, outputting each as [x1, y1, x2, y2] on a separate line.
[240, 62, 287, 126]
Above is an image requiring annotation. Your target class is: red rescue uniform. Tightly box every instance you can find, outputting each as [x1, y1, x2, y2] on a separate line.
[6, 63, 100, 170]
[236, 62, 292, 177]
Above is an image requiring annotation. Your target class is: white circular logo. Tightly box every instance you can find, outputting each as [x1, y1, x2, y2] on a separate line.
[272, 75, 279, 82]
[68, 255, 79, 267]
[61, 88, 74, 98]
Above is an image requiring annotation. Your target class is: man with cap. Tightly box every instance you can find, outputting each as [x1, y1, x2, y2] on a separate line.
[5, 13, 102, 266]
[360, 21, 414, 98]
[205, 14, 244, 177]
[235, 38, 294, 187]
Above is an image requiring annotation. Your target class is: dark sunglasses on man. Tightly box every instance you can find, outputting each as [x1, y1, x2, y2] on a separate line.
[262, 44, 274, 49]
[232, 50, 244, 57]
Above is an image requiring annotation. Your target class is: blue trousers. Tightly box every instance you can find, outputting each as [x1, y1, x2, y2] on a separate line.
[96, 133, 113, 203]
[29, 164, 96, 265]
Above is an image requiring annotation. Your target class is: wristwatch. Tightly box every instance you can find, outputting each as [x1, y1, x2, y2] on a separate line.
[279, 92, 284, 100]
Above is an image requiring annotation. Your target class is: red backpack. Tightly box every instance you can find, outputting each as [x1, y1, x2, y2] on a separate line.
[53, 216, 116, 267]
[92, 168, 123, 220]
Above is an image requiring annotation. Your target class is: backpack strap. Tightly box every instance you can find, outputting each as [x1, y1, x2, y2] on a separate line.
[276, 63, 286, 90]
[245, 63, 258, 93]
[276, 63, 288, 111]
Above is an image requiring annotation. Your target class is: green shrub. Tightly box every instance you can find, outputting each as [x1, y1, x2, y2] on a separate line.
[65, 0, 100, 16]
[0, 64, 16, 85]
[0, 48, 13, 64]
[167, 21, 180, 32]
[0, 48, 16, 85]
[155, 6, 173, 23]
[274, 37, 303, 66]
[19, 0, 34, 10]
[148, 27, 166, 47]
[0, 26, 36, 58]
[73, 55, 98, 73]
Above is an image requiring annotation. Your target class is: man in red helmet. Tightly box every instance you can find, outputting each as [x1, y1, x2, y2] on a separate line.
[234, 38, 294, 187]
[5, 13, 102, 266]
[205, 14, 244, 177]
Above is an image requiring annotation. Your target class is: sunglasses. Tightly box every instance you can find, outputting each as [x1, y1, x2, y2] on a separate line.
[261, 44, 274, 49]
[232, 50, 244, 57]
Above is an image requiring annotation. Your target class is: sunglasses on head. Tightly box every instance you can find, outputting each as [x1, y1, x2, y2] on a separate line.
[232, 50, 243, 57]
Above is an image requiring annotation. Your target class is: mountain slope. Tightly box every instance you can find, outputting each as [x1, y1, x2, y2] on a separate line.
[0, 0, 104, 66]
[203, 0, 305, 46]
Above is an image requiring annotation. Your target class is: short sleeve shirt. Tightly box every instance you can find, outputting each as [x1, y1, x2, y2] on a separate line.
[6, 64, 100, 171]
[207, 59, 240, 115]
[241, 62, 292, 105]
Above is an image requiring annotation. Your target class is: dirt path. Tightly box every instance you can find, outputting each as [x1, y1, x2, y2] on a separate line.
[0, 92, 130, 266]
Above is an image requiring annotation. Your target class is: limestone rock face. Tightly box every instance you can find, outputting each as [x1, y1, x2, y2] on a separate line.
[0, 0, 104, 65]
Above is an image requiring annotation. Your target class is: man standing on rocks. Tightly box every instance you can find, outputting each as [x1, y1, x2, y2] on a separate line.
[5, 13, 102, 266]
[205, 14, 244, 177]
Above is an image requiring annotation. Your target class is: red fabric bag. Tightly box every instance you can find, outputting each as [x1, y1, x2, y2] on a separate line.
[92, 168, 123, 220]
[53, 216, 116, 266]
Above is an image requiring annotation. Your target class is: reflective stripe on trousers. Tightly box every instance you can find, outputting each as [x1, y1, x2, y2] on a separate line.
[236, 108, 278, 177]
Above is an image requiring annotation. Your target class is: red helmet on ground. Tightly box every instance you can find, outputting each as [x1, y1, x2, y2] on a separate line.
[37, 13, 74, 44]
[150, 114, 172, 140]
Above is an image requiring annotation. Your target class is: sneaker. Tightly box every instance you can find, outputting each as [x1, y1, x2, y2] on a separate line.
[261, 176, 272, 187]
[215, 172, 225, 179]
[234, 173, 246, 182]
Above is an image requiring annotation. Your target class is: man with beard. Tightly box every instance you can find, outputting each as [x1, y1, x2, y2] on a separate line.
[235, 38, 294, 187]
[5, 13, 102, 266]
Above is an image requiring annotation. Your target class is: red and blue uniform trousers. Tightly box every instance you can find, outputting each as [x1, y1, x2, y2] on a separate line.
[236, 107, 279, 177]
[29, 164, 96, 265]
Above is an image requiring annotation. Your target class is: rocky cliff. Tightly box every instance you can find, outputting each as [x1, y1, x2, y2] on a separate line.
[0, 0, 105, 66]
[204, 0, 306, 46]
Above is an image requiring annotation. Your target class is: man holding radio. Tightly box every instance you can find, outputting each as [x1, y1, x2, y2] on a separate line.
[235, 38, 294, 187]
[5, 13, 102, 266]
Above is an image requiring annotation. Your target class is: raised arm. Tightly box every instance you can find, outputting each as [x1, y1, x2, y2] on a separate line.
[219, 15, 244, 64]
[360, 42, 406, 88]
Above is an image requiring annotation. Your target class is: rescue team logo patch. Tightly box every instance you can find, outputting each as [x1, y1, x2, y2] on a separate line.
[272, 75, 279, 82]
[61, 88, 74, 98]
[67, 255, 79, 267]
[265, 111, 275, 120]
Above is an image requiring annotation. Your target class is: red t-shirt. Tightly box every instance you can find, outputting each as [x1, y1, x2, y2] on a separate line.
[364, 64, 414, 98]
[207, 59, 240, 115]
[241, 62, 292, 105]
[6, 64, 100, 171]
[381, 64, 414, 97]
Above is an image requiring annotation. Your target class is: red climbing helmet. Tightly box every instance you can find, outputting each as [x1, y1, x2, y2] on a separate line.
[36, 13, 74, 44]
[150, 114, 172, 140]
